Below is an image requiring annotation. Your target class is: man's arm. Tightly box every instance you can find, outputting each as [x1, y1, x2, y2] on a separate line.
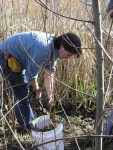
[44, 69, 54, 105]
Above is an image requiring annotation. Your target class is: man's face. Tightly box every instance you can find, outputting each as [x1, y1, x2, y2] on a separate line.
[59, 45, 74, 60]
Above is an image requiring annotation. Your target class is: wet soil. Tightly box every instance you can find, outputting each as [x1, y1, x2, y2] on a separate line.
[0, 112, 113, 150]
[1, 97, 113, 150]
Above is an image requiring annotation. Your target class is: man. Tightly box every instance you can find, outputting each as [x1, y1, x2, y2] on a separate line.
[106, 0, 113, 18]
[104, 0, 113, 135]
[0, 31, 81, 133]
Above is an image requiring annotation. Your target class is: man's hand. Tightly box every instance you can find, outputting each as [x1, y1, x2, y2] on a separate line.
[48, 98, 55, 107]
[47, 94, 55, 107]
[46, 96, 55, 114]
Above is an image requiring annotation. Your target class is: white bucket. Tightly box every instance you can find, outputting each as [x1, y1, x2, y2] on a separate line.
[31, 115, 64, 150]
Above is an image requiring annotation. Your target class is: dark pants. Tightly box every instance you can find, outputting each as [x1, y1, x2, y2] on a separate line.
[0, 53, 34, 125]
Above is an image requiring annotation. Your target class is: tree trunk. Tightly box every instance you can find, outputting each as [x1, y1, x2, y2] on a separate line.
[92, 1, 104, 150]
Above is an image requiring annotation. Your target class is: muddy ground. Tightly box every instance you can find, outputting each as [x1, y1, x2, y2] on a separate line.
[1, 110, 113, 150]
[0, 97, 113, 150]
